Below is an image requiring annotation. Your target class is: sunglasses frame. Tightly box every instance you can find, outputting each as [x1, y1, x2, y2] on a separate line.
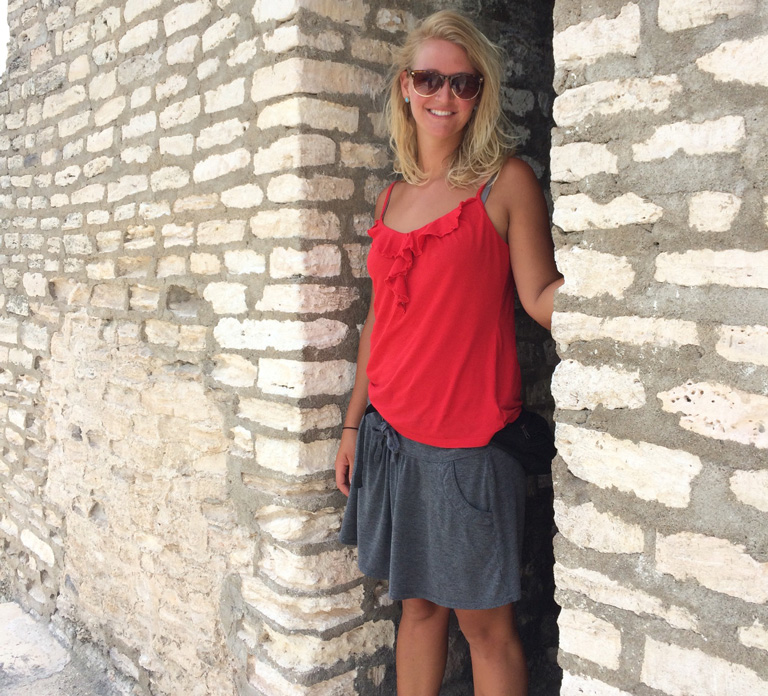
[407, 69, 484, 101]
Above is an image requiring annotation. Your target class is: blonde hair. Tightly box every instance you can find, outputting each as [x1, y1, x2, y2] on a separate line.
[385, 10, 516, 188]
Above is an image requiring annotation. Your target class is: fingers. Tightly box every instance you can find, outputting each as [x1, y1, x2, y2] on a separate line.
[335, 454, 352, 497]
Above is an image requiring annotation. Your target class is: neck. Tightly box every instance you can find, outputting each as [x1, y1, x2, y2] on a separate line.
[417, 134, 462, 181]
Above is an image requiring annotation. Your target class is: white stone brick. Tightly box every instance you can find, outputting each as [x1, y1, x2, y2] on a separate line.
[554, 193, 663, 231]
[197, 56, 219, 80]
[253, 0, 367, 26]
[689, 191, 742, 232]
[94, 96, 125, 126]
[220, 184, 263, 209]
[659, 381, 768, 449]
[556, 564, 698, 632]
[730, 470, 768, 512]
[209, 354, 258, 387]
[121, 146, 152, 164]
[166, 35, 199, 64]
[550, 142, 618, 182]
[556, 423, 702, 507]
[555, 248, 635, 298]
[150, 166, 190, 192]
[553, 76, 682, 127]
[107, 175, 148, 202]
[118, 19, 157, 52]
[561, 673, 632, 696]
[251, 57, 385, 103]
[376, 7, 418, 33]
[204, 77, 245, 113]
[554, 4, 641, 68]
[658, 0, 757, 32]
[643, 637, 768, 695]
[193, 149, 250, 183]
[258, 359, 355, 397]
[239, 399, 339, 433]
[657, 532, 768, 603]
[559, 608, 621, 670]
[340, 142, 388, 169]
[553, 359, 645, 411]
[215, 317, 347, 350]
[253, 134, 335, 175]
[270, 245, 342, 278]
[163, 0, 212, 36]
[554, 501, 644, 553]
[197, 219, 246, 245]
[203, 283, 247, 314]
[190, 253, 221, 274]
[258, 542, 360, 591]
[0, 318, 19, 344]
[716, 324, 768, 366]
[89, 70, 116, 100]
[254, 436, 339, 478]
[257, 96, 359, 133]
[552, 311, 700, 351]
[223, 250, 266, 275]
[20, 529, 55, 565]
[43, 86, 87, 119]
[124, 0, 162, 23]
[71, 184, 105, 205]
[246, 657, 355, 696]
[633, 116, 746, 161]
[657, 249, 768, 288]
[159, 134, 194, 156]
[159, 95, 201, 129]
[263, 25, 344, 54]
[267, 174, 354, 203]
[739, 620, 768, 652]
[157, 256, 186, 277]
[122, 111, 157, 139]
[698, 34, 768, 87]
[350, 36, 395, 65]
[251, 209, 340, 240]
[196, 118, 248, 149]
[202, 13, 239, 52]
[255, 284, 357, 313]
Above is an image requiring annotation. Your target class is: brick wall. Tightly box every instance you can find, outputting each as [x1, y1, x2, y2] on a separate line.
[550, 1, 768, 694]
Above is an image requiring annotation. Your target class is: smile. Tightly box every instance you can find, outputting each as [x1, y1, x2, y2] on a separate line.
[428, 109, 454, 116]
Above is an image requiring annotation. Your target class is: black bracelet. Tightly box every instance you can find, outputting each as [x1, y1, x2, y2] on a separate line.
[342, 426, 359, 431]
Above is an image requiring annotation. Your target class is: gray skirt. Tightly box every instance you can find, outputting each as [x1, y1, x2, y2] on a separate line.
[339, 409, 526, 610]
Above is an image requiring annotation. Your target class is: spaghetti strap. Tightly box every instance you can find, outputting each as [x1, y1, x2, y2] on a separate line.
[379, 181, 399, 222]
[479, 173, 499, 205]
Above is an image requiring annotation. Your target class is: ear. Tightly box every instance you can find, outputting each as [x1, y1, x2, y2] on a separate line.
[399, 69, 410, 101]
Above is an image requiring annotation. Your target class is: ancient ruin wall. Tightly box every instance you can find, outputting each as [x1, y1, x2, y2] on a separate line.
[550, 2, 768, 695]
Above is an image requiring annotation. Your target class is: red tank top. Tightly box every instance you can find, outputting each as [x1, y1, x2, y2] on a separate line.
[366, 181, 522, 447]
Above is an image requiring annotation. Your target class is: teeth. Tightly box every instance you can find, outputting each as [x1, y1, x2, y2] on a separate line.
[429, 110, 452, 116]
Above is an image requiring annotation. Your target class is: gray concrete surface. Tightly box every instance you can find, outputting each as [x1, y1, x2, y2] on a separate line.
[0, 602, 122, 696]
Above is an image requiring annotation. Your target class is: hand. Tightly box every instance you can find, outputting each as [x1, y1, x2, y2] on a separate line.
[334, 429, 358, 497]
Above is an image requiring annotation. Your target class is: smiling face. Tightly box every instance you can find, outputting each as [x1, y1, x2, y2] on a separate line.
[400, 38, 480, 150]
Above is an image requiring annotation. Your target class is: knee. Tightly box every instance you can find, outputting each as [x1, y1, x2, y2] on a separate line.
[456, 607, 520, 649]
[401, 598, 450, 625]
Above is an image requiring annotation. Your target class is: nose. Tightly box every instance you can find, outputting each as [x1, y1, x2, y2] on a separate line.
[435, 77, 454, 100]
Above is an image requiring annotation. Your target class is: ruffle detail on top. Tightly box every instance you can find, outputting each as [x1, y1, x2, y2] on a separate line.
[370, 198, 474, 312]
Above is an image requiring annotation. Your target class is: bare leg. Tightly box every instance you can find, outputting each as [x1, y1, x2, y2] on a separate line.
[396, 598, 451, 696]
[454, 603, 527, 696]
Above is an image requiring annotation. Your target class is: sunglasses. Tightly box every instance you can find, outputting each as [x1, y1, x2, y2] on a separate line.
[407, 70, 484, 101]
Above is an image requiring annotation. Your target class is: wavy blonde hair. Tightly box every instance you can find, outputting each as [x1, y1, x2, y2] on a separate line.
[385, 10, 516, 188]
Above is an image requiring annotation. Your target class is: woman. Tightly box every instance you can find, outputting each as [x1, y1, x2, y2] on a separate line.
[335, 10, 562, 696]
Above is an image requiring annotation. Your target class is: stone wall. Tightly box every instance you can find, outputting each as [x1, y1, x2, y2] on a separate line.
[0, 1, 558, 694]
[550, 1, 768, 694]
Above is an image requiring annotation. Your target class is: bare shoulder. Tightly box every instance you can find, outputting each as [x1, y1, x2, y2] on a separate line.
[495, 157, 542, 197]
[374, 183, 395, 219]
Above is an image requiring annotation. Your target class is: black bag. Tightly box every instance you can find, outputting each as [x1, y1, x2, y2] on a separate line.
[490, 409, 557, 475]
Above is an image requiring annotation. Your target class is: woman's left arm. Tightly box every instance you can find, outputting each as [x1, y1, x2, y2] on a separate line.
[500, 158, 563, 330]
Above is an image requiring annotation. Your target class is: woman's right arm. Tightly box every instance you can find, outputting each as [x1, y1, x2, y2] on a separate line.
[334, 297, 374, 496]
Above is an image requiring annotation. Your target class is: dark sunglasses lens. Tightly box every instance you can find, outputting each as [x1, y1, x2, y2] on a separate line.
[412, 71, 442, 95]
[451, 75, 480, 99]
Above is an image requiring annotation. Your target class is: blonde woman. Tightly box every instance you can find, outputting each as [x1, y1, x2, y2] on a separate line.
[336, 11, 562, 696]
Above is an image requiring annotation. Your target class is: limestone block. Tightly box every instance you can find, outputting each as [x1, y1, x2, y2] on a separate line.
[63, 22, 90, 52]
[257, 96, 359, 133]
[552, 311, 700, 350]
[87, 260, 115, 280]
[555, 248, 634, 298]
[156, 74, 188, 100]
[63, 234, 93, 255]
[553, 193, 663, 230]
[164, 0, 212, 36]
[267, 175, 354, 203]
[251, 209, 340, 240]
[198, 57, 220, 80]
[258, 542, 361, 591]
[196, 118, 248, 149]
[159, 95, 201, 129]
[43, 87, 88, 122]
[251, 58, 385, 103]
[697, 34, 768, 86]
[552, 360, 644, 410]
[0, 318, 18, 344]
[340, 142, 388, 169]
[174, 194, 219, 212]
[122, 111, 157, 139]
[157, 256, 186, 277]
[633, 116, 745, 161]
[22, 272, 48, 297]
[270, 246, 342, 278]
[344, 243, 370, 278]
[716, 324, 768, 366]
[124, 0, 163, 23]
[203, 282, 247, 314]
[258, 359, 356, 397]
[93, 40, 118, 67]
[561, 673, 632, 696]
[689, 191, 742, 232]
[254, 436, 339, 477]
[118, 19, 157, 52]
[255, 284, 358, 313]
[197, 219, 246, 245]
[657, 532, 768, 602]
[162, 223, 194, 247]
[730, 470, 768, 512]
[202, 13, 239, 52]
[89, 70, 116, 100]
[739, 620, 768, 652]
[253, 0, 367, 26]
[167, 35, 199, 64]
[554, 564, 698, 631]
[554, 500, 644, 553]
[554, 4, 641, 68]
[556, 423, 702, 507]
[263, 26, 344, 54]
[193, 149, 250, 183]
[239, 399, 339, 432]
[190, 253, 221, 274]
[550, 142, 618, 182]
[55, 165, 81, 187]
[139, 201, 170, 220]
[130, 285, 160, 311]
[121, 145, 152, 164]
[204, 77, 245, 113]
[107, 175, 148, 202]
[658, 0, 757, 32]
[376, 8, 418, 33]
[150, 167, 190, 192]
[253, 134, 336, 175]
[351, 37, 395, 64]
[214, 317, 347, 350]
[59, 112, 91, 138]
[659, 381, 768, 449]
[211, 354, 258, 387]
[247, 657, 356, 696]
[242, 573, 360, 631]
[642, 637, 768, 694]
[220, 184, 263, 210]
[223, 250, 266, 275]
[559, 608, 621, 670]
[160, 134, 194, 156]
[553, 76, 681, 127]
[21, 323, 49, 351]
[84, 156, 114, 178]
[20, 529, 56, 565]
